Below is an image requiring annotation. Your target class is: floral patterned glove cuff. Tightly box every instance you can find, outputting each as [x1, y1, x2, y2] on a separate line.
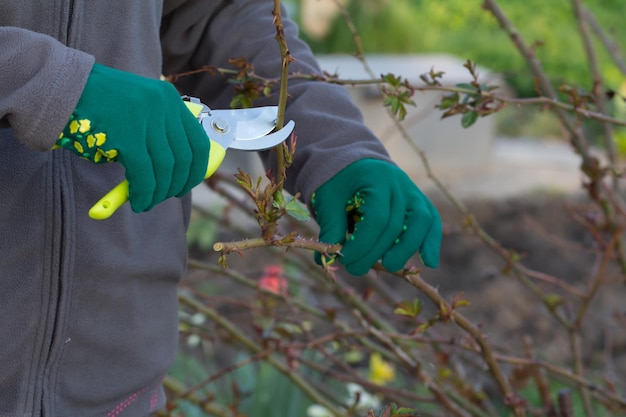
[56, 114, 118, 163]
[54, 63, 209, 212]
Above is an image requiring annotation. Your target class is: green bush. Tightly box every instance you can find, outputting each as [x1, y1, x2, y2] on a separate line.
[288, 0, 626, 96]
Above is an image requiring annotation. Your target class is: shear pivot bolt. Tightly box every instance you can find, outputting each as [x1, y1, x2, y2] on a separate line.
[211, 118, 230, 133]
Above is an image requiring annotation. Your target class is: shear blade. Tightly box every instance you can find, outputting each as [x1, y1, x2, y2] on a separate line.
[230, 107, 278, 140]
[231, 120, 295, 151]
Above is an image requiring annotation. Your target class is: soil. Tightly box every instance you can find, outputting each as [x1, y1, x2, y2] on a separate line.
[425, 194, 626, 383]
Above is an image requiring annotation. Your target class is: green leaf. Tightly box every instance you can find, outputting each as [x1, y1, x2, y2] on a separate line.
[456, 82, 478, 92]
[344, 350, 364, 364]
[455, 299, 471, 308]
[439, 93, 459, 110]
[384, 96, 408, 121]
[272, 190, 286, 209]
[394, 299, 422, 318]
[382, 73, 401, 86]
[545, 293, 564, 309]
[399, 94, 416, 107]
[285, 198, 311, 222]
[274, 322, 303, 336]
[396, 106, 408, 121]
[461, 111, 478, 128]
[393, 407, 419, 417]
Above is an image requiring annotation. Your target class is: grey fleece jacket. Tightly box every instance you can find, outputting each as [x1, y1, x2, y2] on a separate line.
[0, 1, 391, 416]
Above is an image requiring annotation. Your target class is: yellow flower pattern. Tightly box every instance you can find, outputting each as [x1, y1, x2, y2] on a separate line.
[56, 114, 118, 164]
[68, 120, 78, 134]
[78, 119, 91, 133]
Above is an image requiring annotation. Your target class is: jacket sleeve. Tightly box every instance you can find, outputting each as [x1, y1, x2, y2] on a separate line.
[160, 0, 392, 203]
[0, 26, 94, 151]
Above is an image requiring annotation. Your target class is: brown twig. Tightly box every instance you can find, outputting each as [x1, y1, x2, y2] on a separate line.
[569, 330, 596, 417]
[482, 0, 591, 165]
[581, 6, 626, 76]
[482, 0, 626, 277]
[178, 292, 345, 416]
[571, 0, 617, 167]
[523, 336, 558, 416]
[213, 236, 341, 256]
[400, 271, 526, 417]
[558, 389, 575, 417]
[271, 0, 293, 189]
[171, 63, 626, 128]
[574, 228, 622, 328]
[161, 377, 233, 417]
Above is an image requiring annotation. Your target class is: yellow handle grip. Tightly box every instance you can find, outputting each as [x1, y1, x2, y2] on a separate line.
[88, 179, 130, 220]
[204, 139, 226, 179]
[88, 139, 225, 220]
[87, 100, 223, 220]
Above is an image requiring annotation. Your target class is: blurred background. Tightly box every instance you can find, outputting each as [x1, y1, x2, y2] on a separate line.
[281, 0, 626, 199]
[285, 0, 625, 97]
[208, 0, 626, 200]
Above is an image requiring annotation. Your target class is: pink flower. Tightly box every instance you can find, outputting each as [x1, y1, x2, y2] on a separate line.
[258, 264, 288, 295]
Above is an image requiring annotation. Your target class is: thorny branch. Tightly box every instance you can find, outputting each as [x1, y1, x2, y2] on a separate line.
[169, 1, 626, 417]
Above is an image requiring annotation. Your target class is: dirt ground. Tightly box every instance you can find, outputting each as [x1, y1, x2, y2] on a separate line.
[423, 194, 626, 383]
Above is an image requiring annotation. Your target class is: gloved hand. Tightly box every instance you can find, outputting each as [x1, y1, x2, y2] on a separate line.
[56, 63, 209, 212]
[312, 158, 442, 276]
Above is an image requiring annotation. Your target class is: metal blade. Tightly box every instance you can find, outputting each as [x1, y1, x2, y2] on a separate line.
[208, 106, 277, 139]
[200, 106, 293, 151]
[230, 120, 295, 151]
[230, 107, 278, 141]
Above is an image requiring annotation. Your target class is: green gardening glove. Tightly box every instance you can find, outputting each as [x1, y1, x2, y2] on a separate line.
[56, 63, 210, 212]
[312, 159, 442, 276]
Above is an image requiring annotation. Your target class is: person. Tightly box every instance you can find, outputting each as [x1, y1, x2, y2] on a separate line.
[0, 1, 442, 415]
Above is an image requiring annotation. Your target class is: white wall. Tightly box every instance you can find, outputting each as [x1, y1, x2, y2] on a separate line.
[314, 53, 502, 181]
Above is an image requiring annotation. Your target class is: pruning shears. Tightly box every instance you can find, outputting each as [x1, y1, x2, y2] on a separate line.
[88, 96, 295, 220]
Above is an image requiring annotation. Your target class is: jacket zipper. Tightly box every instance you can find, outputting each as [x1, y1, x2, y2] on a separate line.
[40, 3, 76, 414]
[40, 152, 71, 416]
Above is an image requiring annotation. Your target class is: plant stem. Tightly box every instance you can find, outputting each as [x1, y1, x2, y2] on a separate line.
[272, 0, 291, 189]
[161, 376, 233, 417]
[213, 236, 341, 256]
[178, 293, 345, 416]
[571, 0, 617, 168]
[401, 271, 526, 417]
[569, 330, 596, 417]
[483, 0, 626, 277]
[581, 6, 626, 76]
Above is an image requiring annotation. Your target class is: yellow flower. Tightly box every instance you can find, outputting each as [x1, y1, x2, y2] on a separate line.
[87, 134, 96, 148]
[78, 119, 91, 133]
[105, 149, 118, 161]
[73, 141, 84, 154]
[95, 148, 118, 163]
[95, 132, 106, 146]
[368, 352, 395, 385]
[69, 120, 79, 134]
